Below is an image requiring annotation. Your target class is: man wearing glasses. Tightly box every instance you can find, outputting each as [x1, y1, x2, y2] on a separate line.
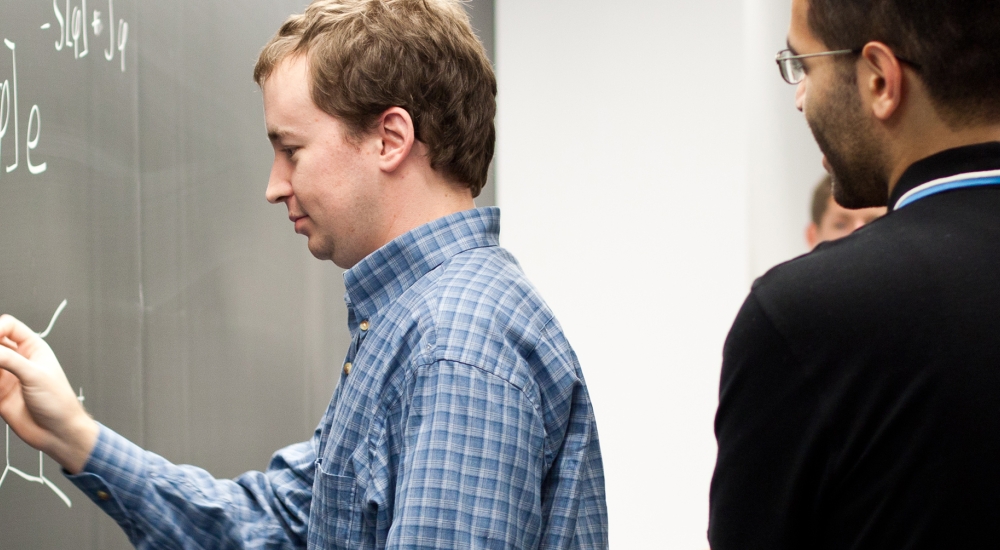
[711, 0, 1000, 548]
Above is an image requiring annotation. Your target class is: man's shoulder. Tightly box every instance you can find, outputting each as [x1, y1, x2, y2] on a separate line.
[750, 217, 918, 343]
[443, 244, 539, 295]
[757, 215, 909, 299]
[403, 245, 577, 388]
[432, 245, 558, 345]
[393, 244, 560, 343]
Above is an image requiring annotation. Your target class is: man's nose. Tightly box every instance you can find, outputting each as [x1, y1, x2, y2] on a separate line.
[265, 159, 291, 204]
[795, 81, 806, 112]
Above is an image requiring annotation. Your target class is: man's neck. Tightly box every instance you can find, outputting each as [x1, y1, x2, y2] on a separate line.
[374, 170, 477, 256]
[886, 112, 1000, 194]
[382, 192, 476, 243]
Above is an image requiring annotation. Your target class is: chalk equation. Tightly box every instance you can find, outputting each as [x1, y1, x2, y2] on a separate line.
[0, 299, 76, 508]
[0, 2, 132, 178]
[0, 40, 46, 176]
[42, 0, 130, 72]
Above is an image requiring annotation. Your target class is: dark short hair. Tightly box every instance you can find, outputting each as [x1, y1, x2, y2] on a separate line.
[808, 0, 1000, 127]
[255, 0, 496, 197]
[810, 175, 833, 225]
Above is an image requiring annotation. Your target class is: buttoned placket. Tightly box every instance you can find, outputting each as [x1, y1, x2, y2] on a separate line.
[342, 301, 371, 378]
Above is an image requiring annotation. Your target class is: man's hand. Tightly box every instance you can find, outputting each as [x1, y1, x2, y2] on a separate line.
[0, 314, 98, 474]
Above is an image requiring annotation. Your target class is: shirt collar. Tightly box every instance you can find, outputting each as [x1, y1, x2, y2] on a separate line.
[888, 141, 1000, 212]
[343, 207, 500, 324]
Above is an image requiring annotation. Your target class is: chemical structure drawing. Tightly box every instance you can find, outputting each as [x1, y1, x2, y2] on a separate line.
[0, 299, 74, 508]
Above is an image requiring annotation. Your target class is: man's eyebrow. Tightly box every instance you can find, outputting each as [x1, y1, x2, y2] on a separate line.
[786, 38, 800, 55]
[267, 128, 292, 143]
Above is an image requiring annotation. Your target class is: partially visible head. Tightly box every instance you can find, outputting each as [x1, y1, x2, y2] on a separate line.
[807, 0, 1000, 129]
[806, 175, 887, 249]
[788, 0, 1000, 208]
[804, 53, 889, 210]
[255, 0, 496, 197]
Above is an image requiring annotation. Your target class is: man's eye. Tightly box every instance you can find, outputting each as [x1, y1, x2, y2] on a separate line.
[284, 147, 298, 158]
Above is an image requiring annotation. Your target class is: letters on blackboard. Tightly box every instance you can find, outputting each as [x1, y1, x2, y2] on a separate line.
[0, 40, 46, 176]
[50, 0, 129, 72]
[1, 1, 132, 177]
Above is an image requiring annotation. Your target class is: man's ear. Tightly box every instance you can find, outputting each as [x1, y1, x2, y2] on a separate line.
[857, 41, 906, 122]
[377, 107, 416, 173]
[806, 223, 820, 249]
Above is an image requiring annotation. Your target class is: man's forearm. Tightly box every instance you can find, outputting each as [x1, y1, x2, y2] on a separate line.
[47, 414, 99, 474]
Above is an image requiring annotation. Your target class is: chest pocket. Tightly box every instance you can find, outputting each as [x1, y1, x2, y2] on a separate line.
[308, 461, 360, 549]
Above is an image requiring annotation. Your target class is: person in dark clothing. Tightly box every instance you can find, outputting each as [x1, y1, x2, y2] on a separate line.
[710, 0, 1000, 548]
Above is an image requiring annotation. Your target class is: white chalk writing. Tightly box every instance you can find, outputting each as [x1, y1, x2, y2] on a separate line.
[50, 0, 129, 72]
[0, 40, 47, 176]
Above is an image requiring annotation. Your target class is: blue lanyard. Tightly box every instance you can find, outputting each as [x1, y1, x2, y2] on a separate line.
[895, 170, 1000, 209]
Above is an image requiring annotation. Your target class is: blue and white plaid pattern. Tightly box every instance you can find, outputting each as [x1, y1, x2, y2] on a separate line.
[68, 207, 608, 549]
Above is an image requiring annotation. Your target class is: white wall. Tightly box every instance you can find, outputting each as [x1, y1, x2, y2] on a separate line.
[496, 1, 825, 547]
[743, 0, 826, 277]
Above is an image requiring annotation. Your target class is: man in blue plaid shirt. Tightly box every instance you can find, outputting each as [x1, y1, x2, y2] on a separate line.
[0, 0, 608, 548]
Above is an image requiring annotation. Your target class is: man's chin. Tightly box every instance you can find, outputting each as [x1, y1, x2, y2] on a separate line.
[830, 173, 889, 209]
[306, 240, 335, 262]
[312, 245, 362, 269]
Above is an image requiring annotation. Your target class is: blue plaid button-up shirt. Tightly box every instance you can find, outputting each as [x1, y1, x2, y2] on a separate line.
[67, 207, 609, 549]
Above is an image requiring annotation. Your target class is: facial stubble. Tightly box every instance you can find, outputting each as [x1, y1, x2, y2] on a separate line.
[807, 66, 891, 209]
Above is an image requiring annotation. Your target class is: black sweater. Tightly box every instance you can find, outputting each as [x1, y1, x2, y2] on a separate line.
[710, 142, 1000, 549]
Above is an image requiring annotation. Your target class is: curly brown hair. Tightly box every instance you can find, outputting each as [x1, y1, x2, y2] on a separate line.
[255, 0, 496, 197]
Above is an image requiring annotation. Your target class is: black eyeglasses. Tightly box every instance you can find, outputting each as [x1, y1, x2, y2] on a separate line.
[775, 48, 921, 85]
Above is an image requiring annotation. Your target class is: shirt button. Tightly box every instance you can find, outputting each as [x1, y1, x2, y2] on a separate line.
[343, 362, 353, 375]
[359, 320, 370, 331]
[96, 490, 111, 501]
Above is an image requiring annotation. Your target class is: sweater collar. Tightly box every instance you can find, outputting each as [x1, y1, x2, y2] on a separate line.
[888, 142, 1000, 212]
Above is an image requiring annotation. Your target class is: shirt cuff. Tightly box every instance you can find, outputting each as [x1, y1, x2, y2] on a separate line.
[64, 423, 145, 538]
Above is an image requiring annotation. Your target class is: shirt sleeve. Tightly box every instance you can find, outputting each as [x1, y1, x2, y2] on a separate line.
[66, 422, 316, 550]
[384, 360, 549, 549]
[709, 291, 826, 550]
